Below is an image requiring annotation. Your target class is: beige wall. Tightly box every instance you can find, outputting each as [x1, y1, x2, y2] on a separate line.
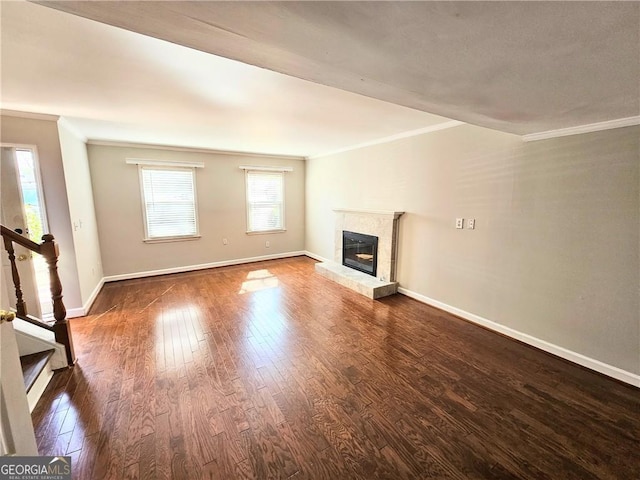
[306, 124, 639, 374]
[88, 144, 305, 276]
[58, 121, 103, 307]
[0, 115, 83, 311]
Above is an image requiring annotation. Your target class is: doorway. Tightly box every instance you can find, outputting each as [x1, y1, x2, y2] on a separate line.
[1, 145, 53, 319]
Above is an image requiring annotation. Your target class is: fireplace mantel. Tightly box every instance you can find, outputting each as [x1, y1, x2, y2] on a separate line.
[333, 208, 405, 220]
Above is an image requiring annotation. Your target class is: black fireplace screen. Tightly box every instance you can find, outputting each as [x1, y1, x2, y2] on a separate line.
[342, 230, 378, 277]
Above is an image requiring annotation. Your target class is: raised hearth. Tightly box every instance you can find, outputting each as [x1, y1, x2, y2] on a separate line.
[315, 262, 397, 299]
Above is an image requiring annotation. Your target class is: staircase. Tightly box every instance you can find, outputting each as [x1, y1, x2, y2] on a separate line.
[11, 315, 69, 410]
[1, 224, 76, 366]
[1, 312, 38, 455]
[1, 225, 76, 455]
[20, 349, 55, 413]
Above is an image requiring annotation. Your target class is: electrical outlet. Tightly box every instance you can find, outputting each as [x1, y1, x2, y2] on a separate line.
[222, 238, 228, 245]
[467, 218, 475, 230]
[265, 241, 270, 248]
[456, 218, 464, 229]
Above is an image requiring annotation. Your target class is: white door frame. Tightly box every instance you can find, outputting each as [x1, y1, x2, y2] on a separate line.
[1, 144, 50, 319]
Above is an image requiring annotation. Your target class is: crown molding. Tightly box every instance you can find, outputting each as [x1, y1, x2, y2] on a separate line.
[0, 109, 59, 121]
[87, 139, 305, 160]
[522, 116, 640, 142]
[57, 116, 88, 142]
[307, 120, 465, 160]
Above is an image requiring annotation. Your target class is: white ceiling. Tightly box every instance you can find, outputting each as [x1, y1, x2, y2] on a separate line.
[0, 1, 451, 157]
[2, 1, 639, 157]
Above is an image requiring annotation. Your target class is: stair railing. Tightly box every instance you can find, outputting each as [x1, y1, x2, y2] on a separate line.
[1, 225, 76, 366]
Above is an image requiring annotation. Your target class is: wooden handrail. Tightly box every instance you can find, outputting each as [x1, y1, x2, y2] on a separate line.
[0, 225, 41, 252]
[0, 225, 75, 366]
[16, 314, 55, 332]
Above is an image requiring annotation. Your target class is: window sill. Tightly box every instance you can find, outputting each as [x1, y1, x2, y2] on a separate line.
[143, 235, 201, 244]
[245, 229, 287, 235]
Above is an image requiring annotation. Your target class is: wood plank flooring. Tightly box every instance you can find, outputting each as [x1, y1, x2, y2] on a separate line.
[32, 256, 639, 479]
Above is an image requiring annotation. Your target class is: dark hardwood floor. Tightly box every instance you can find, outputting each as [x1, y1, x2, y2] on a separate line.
[32, 256, 639, 479]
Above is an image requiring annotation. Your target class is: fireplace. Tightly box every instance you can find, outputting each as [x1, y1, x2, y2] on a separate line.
[316, 209, 404, 299]
[342, 230, 378, 277]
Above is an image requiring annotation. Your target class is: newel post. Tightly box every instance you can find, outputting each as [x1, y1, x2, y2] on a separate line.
[40, 234, 76, 366]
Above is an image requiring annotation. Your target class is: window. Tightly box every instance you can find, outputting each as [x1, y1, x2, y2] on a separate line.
[139, 166, 199, 241]
[245, 170, 285, 233]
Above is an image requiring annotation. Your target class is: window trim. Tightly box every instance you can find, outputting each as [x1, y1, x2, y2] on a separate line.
[127, 158, 205, 169]
[137, 164, 200, 243]
[244, 169, 286, 234]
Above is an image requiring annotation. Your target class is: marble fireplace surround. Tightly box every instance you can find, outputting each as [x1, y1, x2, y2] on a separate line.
[315, 209, 404, 299]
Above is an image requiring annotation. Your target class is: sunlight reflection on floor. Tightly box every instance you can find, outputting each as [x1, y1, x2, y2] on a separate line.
[239, 269, 279, 294]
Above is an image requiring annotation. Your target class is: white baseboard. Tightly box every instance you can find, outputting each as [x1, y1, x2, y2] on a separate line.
[103, 251, 307, 283]
[64, 278, 106, 318]
[65, 308, 85, 319]
[397, 287, 640, 388]
[303, 250, 331, 263]
[83, 278, 105, 315]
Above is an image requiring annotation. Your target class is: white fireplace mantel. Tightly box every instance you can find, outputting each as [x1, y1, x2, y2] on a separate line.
[333, 208, 405, 220]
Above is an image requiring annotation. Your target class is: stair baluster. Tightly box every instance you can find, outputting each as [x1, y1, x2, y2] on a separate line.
[3, 235, 27, 317]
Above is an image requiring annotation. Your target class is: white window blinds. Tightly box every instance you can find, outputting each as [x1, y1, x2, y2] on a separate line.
[140, 167, 198, 239]
[246, 171, 285, 232]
